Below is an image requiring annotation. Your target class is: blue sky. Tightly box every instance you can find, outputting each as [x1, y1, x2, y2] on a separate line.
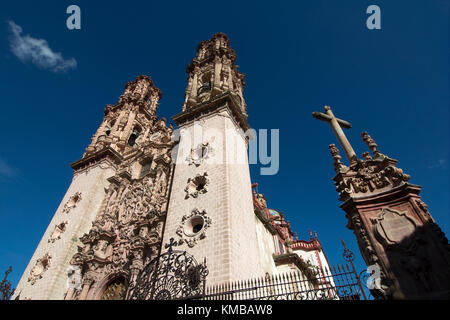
[0, 0, 448, 288]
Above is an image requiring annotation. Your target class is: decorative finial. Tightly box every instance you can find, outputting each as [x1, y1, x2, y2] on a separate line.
[341, 239, 355, 262]
[329, 144, 346, 172]
[361, 131, 384, 159]
[362, 151, 372, 160]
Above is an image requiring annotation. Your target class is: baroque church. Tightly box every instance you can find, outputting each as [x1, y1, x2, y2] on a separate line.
[12, 33, 333, 300]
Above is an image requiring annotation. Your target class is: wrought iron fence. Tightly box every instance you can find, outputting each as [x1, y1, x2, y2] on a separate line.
[127, 238, 209, 300]
[124, 238, 373, 300]
[197, 263, 370, 300]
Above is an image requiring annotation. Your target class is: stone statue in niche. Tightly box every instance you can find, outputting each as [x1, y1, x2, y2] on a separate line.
[155, 168, 168, 195]
[139, 226, 148, 238]
[93, 240, 113, 261]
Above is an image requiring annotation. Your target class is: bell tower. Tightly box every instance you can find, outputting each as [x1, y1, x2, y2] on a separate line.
[182, 33, 247, 117]
[82, 75, 162, 158]
[162, 33, 265, 285]
[13, 75, 169, 300]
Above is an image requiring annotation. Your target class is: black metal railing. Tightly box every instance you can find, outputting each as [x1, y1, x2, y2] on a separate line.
[197, 263, 370, 300]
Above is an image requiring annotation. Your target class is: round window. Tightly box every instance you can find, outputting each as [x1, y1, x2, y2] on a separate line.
[184, 216, 205, 237]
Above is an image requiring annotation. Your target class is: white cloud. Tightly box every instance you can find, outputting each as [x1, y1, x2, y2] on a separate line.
[7, 20, 77, 73]
[0, 158, 17, 178]
[427, 157, 447, 170]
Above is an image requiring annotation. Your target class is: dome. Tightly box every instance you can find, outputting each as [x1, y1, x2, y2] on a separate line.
[267, 209, 281, 219]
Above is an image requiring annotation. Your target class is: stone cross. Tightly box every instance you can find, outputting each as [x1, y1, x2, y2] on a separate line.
[312, 106, 357, 165]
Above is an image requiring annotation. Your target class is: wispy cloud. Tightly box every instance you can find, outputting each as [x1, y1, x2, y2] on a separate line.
[7, 20, 77, 73]
[0, 158, 17, 178]
[427, 157, 447, 170]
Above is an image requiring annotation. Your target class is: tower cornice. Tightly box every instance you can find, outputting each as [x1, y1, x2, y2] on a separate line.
[70, 147, 123, 172]
[172, 91, 249, 131]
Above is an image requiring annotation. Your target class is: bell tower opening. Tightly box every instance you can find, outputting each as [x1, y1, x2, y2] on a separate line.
[127, 126, 142, 147]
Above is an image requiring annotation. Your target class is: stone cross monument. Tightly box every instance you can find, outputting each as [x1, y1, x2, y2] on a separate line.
[313, 106, 450, 299]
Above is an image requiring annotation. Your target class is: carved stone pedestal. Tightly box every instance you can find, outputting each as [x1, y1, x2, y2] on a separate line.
[329, 132, 450, 300]
[341, 183, 450, 299]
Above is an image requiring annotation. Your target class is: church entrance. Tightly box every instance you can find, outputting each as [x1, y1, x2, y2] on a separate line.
[126, 238, 209, 300]
[101, 277, 128, 300]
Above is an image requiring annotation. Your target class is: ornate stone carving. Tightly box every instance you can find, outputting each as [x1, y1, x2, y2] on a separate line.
[361, 131, 386, 160]
[67, 96, 175, 299]
[329, 144, 348, 173]
[330, 131, 412, 201]
[48, 222, 68, 243]
[28, 253, 51, 285]
[372, 208, 417, 248]
[176, 209, 212, 248]
[348, 212, 392, 298]
[183, 33, 246, 113]
[334, 157, 410, 201]
[62, 192, 82, 214]
[184, 173, 209, 199]
[187, 143, 211, 167]
[415, 199, 433, 222]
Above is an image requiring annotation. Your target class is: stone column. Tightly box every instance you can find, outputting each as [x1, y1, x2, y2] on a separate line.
[79, 278, 94, 300]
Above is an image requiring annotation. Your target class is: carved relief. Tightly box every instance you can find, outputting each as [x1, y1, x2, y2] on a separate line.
[349, 212, 391, 298]
[334, 159, 410, 201]
[28, 253, 51, 285]
[62, 192, 82, 214]
[331, 132, 411, 201]
[415, 199, 433, 222]
[176, 209, 212, 248]
[185, 173, 209, 199]
[372, 208, 417, 249]
[183, 33, 246, 112]
[187, 143, 211, 167]
[81, 75, 163, 161]
[67, 106, 174, 299]
[48, 222, 68, 243]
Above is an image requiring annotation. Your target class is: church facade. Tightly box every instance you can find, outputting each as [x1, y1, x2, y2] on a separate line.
[12, 33, 332, 300]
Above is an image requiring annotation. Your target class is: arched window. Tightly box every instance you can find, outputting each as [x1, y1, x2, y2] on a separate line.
[197, 81, 211, 95]
[197, 72, 212, 96]
[105, 120, 116, 136]
[127, 126, 142, 147]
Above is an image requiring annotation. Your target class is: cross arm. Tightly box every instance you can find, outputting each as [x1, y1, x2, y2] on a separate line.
[312, 112, 352, 129]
